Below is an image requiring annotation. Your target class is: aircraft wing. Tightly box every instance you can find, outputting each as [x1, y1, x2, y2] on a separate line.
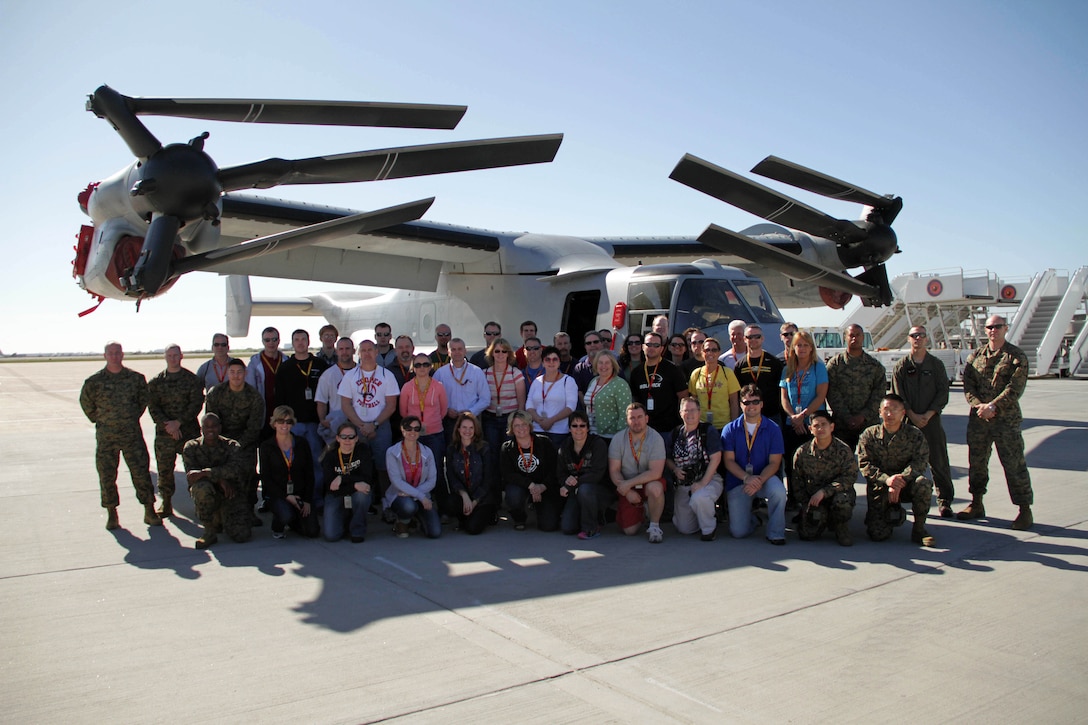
[209, 193, 506, 291]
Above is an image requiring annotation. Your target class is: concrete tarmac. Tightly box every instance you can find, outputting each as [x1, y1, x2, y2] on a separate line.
[1, 358, 1086, 723]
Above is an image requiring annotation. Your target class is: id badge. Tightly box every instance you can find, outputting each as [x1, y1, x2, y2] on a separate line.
[646, 397, 655, 411]
[745, 463, 754, 475]
[287, 482, 295, 495]
[343, 496, 352, 510]
[304, 388, 313, 401]
[706, 411, 714, 424]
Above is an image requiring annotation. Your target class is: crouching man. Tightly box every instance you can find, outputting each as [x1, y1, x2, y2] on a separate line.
[182, 413, 253, 549]
[858, 394, 935, 547]
[792, 411, 858, 547]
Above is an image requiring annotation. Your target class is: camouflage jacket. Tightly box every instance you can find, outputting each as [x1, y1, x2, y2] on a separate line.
[825, 351, 886, 426]
[79, 366, 147, 431]
[205, 382, 264, 450]
[792, 437, 858, 499]
[182, 435, 247, 485]
[858, 423, 929, 487]
[147, 367, 205, 438]
[963, 342, 1028, 421]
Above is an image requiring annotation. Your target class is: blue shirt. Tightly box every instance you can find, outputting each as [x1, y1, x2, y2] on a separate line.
[779, 359, 828, 415]
[721, 416, 785, 491]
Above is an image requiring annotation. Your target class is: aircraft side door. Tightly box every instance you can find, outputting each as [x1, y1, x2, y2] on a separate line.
[561, 290, 602, 359]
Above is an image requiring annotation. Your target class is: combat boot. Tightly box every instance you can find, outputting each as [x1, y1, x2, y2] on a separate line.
[1011, 506, 1033, 531]
[144, 502, 163, 526]
[833, 523, 853, 547]
[105, 507, 120, 531]
[956, 495, 985, 520]
[156, 495, 173, 518]
[195, 528, 218, 550]
[911, 524, 935, 547]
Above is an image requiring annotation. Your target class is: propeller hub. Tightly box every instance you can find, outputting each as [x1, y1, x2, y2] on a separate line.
[837, 225, 897, 268]
[136, 143, 221, 221]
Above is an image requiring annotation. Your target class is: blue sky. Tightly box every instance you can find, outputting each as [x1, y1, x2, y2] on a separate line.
[1, 1, 1084, 354]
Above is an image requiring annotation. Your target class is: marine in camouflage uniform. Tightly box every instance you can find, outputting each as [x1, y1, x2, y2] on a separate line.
[205, 360, 265, 517]
[959, 315, 1033, 530]
[79, 342, 159, 529]
[825, 325, 886, 451]
[146, 345, 205, 516]
[792, 410, 858, 546]
[857, 394, 935, 545]
[182, 414, 252, 548]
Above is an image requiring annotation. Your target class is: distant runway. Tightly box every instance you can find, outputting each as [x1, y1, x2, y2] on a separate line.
[1, 358, 1086, 723]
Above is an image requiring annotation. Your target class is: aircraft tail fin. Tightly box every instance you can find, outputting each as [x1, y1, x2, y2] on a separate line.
[226, 276, 253, 337]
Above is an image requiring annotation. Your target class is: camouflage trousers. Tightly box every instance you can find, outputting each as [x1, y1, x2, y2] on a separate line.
[865, 474, 932, 541]
[798, 488, 855, 540]
[966, 416, 1033, 506]
[189, 479, 252, 543]
[153, 433, 193, 499]
[917, 414, 954, 504]
[95, 427, 154, 508]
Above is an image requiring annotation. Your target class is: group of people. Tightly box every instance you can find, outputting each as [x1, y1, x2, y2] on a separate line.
[81, 312, 1035, 550]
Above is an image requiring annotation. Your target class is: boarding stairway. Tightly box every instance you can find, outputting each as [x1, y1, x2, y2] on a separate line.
[1007, 267, 1088, 376]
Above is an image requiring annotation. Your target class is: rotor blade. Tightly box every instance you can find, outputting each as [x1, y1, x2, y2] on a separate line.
[124, 96, 467, 130]
[171, 198, 435, 277]
[698, 224, 882, 300]
[670, 154, 865, 243]
[217, 134, 563, 191]
[751, 156, 890, 205]
[131, 214, 182, 296]
[86, 85, 163, 160]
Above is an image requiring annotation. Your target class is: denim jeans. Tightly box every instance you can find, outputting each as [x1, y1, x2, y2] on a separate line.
[504, 484, 561, 531]
[323, 489, 373, 541]
[389, 495, 441, 538]
[291, 421, 326, 501]
[560, 482, 615, 535]
[727, 475, 786, 540]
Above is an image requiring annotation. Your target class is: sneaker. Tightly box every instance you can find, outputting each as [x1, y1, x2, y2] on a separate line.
[647, 525, 664, 544]
[514, 522, 526, 531]
[700, 529, 717, 542]
[272, 530, 286, 540]
[577, 529, 601, 540]
[394, 522, 410, 538]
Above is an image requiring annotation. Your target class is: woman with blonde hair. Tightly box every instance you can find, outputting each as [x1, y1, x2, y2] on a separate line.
[258, 405, 319, 539]
[779, 329, 829, 506]
[482, 337, 526, 472]
[499, 410, 559, 531]
[583, 349, 631, 443]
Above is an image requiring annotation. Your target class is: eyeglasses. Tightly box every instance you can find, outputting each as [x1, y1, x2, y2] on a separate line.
[985, 324, 1006, 330]
[403, 426, 422, 433]
[525, 346, 542, 351]
[741, 399, 762, 406]
[585, 339, 601, 346]
[908, 332, 927, 339]
[627, 340, 642, 346]
[484, 331, 500, 336]
[494, 349, 510, 354]
[337, 434, 357, 440]
[273, 419, 294, 426]
[436, 332, 451, 337]
[569, 423, 588, 428]
[644, 342, 662, 348]
[263, 337, 279, 343]
[745, 334, 762, 340]
[669, 342, 686, 348]
[212, 342, 228, 347]
[703, 347, 720, 353]
[413, 361, 432, 368]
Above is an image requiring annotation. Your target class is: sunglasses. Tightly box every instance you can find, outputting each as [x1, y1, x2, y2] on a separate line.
[263, 337, 279, 343]
[337, 434, 357, 440]
[908, 332, 927, 339]
[745, 334, 762, 340]
[985, 324, 1006, 330]
[525, 346, 542, 351]
[484, 331, 500, 336]
[669, 342, 686, 348]
[569, 422, 588, 428]
[403, 426, 422, 432]
[781, 332, 795, 338]
[742, 399, 762, 406]
[627, 340, 642, 345]
[644, 342, 662, 348]
[413, 361, 432, 368]
[212, 342, 228, 347]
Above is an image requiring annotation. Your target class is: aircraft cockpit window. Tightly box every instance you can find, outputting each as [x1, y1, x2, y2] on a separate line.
[674, 278, 775, 332]
[732, 280, 784, 324]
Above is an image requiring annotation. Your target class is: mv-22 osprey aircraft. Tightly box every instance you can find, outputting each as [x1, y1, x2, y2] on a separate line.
[73, 87, 903, 357]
